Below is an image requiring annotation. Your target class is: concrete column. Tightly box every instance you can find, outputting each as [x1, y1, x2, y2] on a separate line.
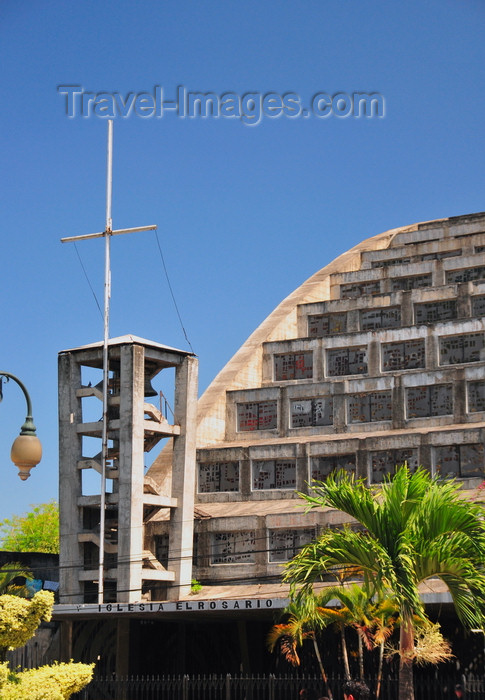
[347, 309, 360, 333]
[240, 456, 251, 497]
[115, 619, 131, 676]
[238, 621, 251, 673]
[117, 345, 146, 602]
[367, 340, 380, 377]
[426, 330, 439, 371]
[453, 370, 467, 423]
[420, 440, 433, 476]
[356, 440, 368, 482]
[58, 352, 83, 604]
[296, 442, 308, 493]
[314, 339, 324, 380]
[392, 376, 405, 429]
[457, 283, 471, 319]
[381, 276, 391, 294]
[254, 515, 266, 576]
[401, 291, 413, 327]
[59, 621, 73, 663]
[433, 260, 445, 287]
[279, 387, 288, 437]
[176, 622, 186, 674]
[261, 349, 272, 384]
[167, 355, 198, 600]
[197, 523, 210, 570]
[333, 391, 346, 433]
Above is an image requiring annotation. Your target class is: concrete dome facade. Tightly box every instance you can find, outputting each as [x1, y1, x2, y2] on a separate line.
[146, 210, 485, 593]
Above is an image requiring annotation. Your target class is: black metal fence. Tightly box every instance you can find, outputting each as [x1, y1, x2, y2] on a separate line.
[72, 672, 485, 700]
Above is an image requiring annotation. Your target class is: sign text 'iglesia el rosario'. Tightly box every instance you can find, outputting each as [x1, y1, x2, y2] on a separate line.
[54, 598, 286, 617]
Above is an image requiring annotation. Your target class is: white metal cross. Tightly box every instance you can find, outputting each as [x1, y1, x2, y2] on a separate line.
[61, 120, 157, 603]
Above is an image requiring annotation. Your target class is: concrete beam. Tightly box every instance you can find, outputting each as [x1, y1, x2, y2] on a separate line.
[141, 569, 175, 582]
[142, 494, 177, 508]
[79, 569, 118, 581]
[78, 494, 119, 507]
[167, 355, 198, 600]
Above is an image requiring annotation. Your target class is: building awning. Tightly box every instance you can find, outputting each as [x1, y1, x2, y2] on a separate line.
[53, 578, 453, 620]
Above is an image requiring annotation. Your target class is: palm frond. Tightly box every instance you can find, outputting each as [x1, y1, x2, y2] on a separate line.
[266, 626, 302, 666]
[0, 562, 33, 597]
[285, 464, 485, 691]
[285, 527, 396, 596]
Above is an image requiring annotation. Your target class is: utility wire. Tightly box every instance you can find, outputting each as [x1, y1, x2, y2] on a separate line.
[44, 568, 352, 600]
[73, 242, 103, 320]
[2, 530, 336, 578]
[72, 231, 194, 357]
[154, 231, 194, 353]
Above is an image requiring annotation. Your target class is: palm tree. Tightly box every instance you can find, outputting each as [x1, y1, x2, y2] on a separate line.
[311, 591, 352, 680]
[311, 581, 397, 686]
[369, 596, 398, 698]
[316, 583, 378, 681]
[268, 585, 385, 693]
[0, 562, 32, 597]
[284, 466, 485, 700]
[267, 601, 334, 699]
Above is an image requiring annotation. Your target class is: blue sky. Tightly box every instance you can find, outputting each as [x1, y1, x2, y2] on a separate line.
[1, 0, 485, 521]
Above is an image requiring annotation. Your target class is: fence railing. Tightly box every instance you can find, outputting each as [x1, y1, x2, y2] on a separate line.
[72, 672, 485, 700]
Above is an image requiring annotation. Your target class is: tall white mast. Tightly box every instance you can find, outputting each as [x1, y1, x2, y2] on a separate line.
[61, 120, 157, 603]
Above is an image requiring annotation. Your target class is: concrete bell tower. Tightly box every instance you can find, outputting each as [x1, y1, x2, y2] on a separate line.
[58, 335, 197, 604]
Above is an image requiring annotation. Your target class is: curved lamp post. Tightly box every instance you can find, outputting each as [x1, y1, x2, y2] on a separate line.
[0, 372, 42, 481]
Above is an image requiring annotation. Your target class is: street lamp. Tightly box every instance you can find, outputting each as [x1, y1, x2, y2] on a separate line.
[0, 372, 42, 481]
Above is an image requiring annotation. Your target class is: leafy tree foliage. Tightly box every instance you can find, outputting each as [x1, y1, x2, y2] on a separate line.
[0, 502, 59, 554]
[0, 590, 94, 698]
[0, 661, 94, 700]
[0, 590, 53, 661]
[284, 466, 485, 700]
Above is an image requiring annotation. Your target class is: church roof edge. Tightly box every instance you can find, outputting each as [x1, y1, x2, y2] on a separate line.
[59, 334, 195, 356]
